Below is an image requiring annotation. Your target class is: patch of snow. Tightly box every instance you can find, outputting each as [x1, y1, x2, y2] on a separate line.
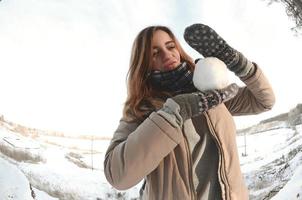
[0, 157, 33, 200]
[271, 164, 302, 200]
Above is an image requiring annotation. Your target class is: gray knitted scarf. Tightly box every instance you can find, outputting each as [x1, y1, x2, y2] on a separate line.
[149, 62, 196, 95]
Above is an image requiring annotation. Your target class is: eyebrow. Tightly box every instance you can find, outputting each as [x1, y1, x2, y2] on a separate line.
[152, 40, 175, 49]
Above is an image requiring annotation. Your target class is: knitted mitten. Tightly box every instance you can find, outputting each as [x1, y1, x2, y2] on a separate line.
[171, 83, 239, 121]
[184, 23, 254, 77]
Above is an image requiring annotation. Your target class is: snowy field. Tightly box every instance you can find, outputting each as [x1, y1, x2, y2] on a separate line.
[1, 124, 302, 199]
[0, 127, 142, 200]
[237, 125, 302, 199]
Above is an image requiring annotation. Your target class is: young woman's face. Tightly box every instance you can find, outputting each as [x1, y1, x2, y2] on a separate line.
[150, 30, 181, 71]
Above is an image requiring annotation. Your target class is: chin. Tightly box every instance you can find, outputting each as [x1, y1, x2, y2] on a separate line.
[166, 66, 175, 71]
[166, 63, 180, 71]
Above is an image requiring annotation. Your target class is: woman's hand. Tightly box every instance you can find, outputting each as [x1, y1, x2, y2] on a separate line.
[183, 23, 254, 78]
[171, 83, 239, 121]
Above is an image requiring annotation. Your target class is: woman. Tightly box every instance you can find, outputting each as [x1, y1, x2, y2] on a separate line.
[104, 24, 275, 200]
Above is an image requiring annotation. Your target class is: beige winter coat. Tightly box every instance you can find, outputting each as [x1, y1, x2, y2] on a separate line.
[104, 65, 275, 200]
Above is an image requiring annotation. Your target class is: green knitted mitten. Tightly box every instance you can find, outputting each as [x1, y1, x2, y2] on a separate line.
[171, 83, 239, 121]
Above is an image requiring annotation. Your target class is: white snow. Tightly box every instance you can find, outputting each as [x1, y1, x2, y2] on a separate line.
[32, 188, 58, 200]
[2, 136, 40, 149]
[1, 121, 302, 199]
[193, 57, 229, 90]
[0, 125, 142, 199]
[237, 124, 302, 199]
[271, 164, 302, 200]
[0, 157, 33, 200]
[237, 127, 297, 172]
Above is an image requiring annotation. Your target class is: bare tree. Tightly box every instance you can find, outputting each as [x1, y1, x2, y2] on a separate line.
[267, 0, 302, 33]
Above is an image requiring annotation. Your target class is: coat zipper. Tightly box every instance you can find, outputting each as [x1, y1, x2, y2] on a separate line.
[182, 128, 197, 200]
[204, 113, 229, 200]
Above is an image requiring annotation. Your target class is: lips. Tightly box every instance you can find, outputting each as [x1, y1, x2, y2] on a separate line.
[164, 60, 177, 68]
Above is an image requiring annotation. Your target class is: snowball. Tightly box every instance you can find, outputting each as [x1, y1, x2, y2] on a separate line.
[193, 57, 229, 91]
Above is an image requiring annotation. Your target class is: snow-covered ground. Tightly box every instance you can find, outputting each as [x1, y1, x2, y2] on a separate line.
[0, 127, 142, 200]
[237, 125, 302, 199]
[1, 123, 302, 199]
[0, 157, 33, 200]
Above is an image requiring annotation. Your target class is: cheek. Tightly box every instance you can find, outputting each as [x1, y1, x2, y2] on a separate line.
[172, 49, 180, 58]
[151, 58, 162, 70]
[174, 51, 181, 62]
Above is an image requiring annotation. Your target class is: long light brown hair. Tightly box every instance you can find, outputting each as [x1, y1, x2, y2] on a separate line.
[123, 26, 195, 122]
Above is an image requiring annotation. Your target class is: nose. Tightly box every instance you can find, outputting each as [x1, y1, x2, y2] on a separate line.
[160, 48, 171, 61]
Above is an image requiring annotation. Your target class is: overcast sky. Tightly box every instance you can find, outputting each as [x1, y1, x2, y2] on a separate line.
[0, 0, 302, 137]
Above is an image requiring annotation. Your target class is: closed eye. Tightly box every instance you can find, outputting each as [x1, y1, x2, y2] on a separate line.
[166, 42, 176, 50]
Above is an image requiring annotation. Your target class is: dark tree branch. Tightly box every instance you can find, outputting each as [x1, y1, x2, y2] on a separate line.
[266, 0, 302, 33]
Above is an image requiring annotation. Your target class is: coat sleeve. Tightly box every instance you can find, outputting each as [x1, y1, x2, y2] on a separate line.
[103, 111, 183, 190]
[225, 64, 275, 115]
